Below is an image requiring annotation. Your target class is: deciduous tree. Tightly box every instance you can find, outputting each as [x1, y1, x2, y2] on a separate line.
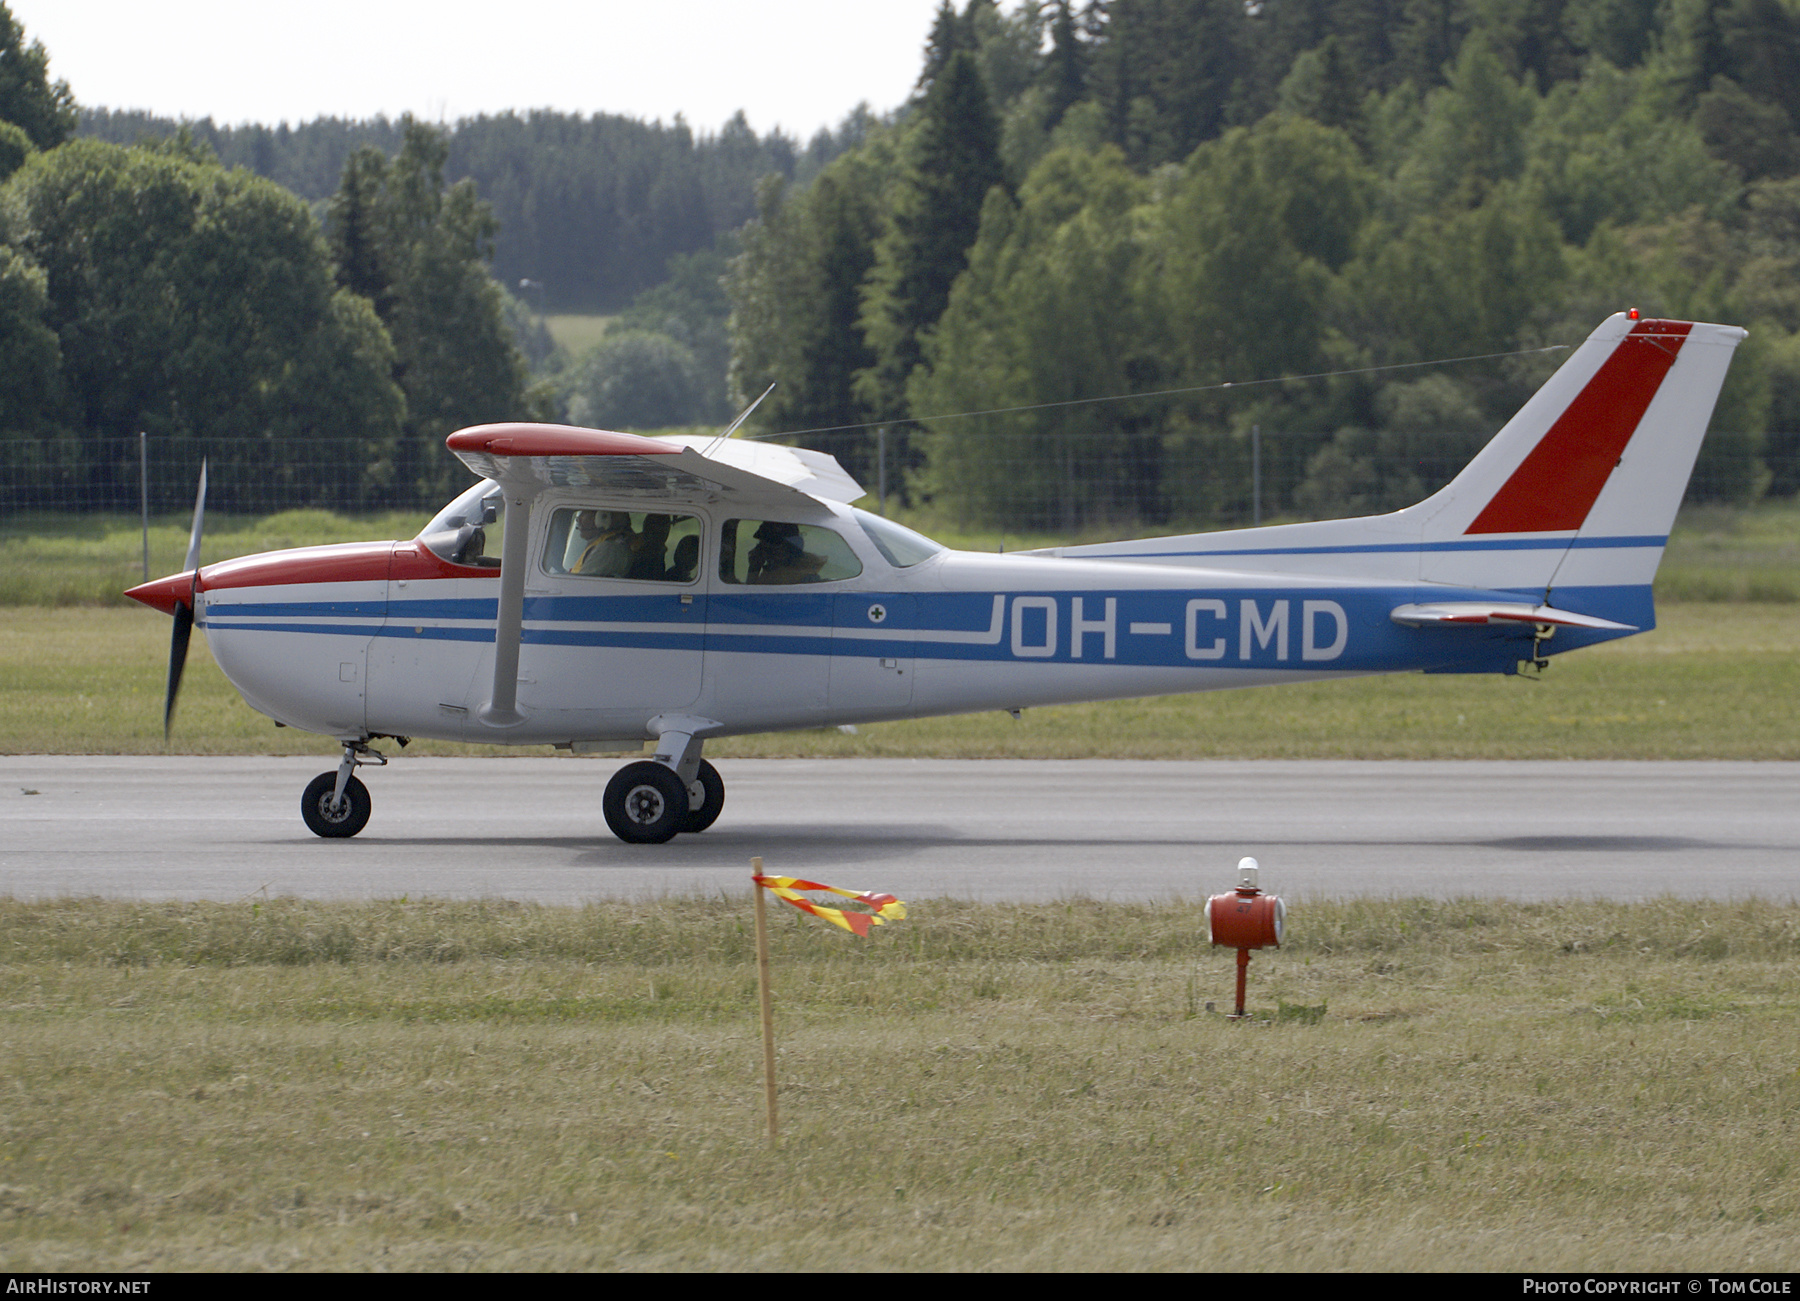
[2, 139, 403, 509]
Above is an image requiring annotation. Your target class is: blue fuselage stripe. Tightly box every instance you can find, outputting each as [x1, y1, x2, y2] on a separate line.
[202, 581, 1651, 673]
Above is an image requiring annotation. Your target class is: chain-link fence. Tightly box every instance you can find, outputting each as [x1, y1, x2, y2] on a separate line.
[3, 433, 1794, 535]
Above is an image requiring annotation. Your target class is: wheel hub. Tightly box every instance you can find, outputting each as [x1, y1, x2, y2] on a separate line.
[625, 785, 667, 824]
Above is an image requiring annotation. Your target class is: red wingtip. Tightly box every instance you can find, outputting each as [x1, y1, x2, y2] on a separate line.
[445, 423, 679, 457]
[125, 571, 194, 616]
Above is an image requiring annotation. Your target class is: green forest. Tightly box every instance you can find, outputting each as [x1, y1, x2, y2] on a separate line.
[6, 0, 1800, 529]
[728, 0, 1800, 530]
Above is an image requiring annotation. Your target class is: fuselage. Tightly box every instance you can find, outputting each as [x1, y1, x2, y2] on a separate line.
[154, 488, 1592, 748]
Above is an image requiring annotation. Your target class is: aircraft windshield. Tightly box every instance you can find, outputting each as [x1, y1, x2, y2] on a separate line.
[852, 509, 944, 568]
[418, 480, 505, 567]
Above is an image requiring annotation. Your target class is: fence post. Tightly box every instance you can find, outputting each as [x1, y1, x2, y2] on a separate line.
[139, 431, 149, 582]
[1252, 423, 1261, 527]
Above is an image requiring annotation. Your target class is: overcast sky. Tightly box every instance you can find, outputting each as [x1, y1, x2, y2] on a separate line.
[10, 1, 956, 140]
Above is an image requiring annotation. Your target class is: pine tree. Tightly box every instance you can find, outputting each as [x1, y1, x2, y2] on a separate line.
[726, 155, 885, 477]
[918, 2, 977, 93]
[858, 50, 1005, 429]
[1044, 0, 1090, 129]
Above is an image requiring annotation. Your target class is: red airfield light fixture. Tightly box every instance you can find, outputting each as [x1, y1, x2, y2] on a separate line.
[1208, 857, 1286, 1019]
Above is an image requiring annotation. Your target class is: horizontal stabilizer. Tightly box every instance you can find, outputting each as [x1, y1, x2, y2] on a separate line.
[1390, 602, 1637, 632]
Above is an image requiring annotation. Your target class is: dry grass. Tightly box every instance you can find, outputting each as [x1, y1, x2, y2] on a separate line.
[1, 896, 1797, 1270]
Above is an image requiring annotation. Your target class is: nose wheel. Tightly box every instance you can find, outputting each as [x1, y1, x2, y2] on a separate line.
[300, 740, 385, 839]
[301, 771, 371, 838]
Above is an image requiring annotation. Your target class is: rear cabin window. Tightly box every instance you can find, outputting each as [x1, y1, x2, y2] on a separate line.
[719, 519, 863, 585]
[543, 509, 702, 583]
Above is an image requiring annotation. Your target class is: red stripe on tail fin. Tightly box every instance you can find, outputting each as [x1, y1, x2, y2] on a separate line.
[1465, 320, 1692, 534]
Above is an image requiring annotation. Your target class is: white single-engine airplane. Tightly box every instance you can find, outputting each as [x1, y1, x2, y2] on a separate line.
[128, 313, 1743, 843]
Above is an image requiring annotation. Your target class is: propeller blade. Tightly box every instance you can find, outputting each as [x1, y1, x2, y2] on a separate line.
[165, 460, 207, 741]
[183, 459, 207, 574]
[164, 598, 192, 741]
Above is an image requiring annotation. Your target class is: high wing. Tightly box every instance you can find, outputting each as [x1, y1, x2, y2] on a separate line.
[649, 433, 865, 504]
[442, 423, 865, 727]
[445, 424, 864, 512]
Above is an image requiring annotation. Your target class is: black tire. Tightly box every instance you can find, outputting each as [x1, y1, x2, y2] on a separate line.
[301, 771, 371, 839]
[603, 762, 688, 844]
[679, 759, 725, 834]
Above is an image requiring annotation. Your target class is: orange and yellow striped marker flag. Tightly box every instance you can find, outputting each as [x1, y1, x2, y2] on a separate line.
[752, 874, 907, 937]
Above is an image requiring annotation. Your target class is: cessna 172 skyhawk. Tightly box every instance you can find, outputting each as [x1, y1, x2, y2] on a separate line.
[127, 313, 1743, 844]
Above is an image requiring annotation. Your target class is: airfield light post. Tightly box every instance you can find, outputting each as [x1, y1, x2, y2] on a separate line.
[1208, 857, 1285, 1019]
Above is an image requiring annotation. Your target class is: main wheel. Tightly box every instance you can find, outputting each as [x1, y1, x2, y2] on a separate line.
[301, 771, 371, 838]
[679, 759, 725, 834]
[603, 761, 688, 844]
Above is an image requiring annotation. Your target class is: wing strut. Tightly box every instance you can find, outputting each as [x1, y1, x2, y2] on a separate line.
[479, 487, 533, 728]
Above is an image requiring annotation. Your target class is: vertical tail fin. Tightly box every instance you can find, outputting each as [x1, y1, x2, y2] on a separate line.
[1045, 313, 1745, 626]
[1416, 314, 1746, 619]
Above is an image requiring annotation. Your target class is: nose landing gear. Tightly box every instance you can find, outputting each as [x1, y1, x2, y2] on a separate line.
[300, 739, 388, 839]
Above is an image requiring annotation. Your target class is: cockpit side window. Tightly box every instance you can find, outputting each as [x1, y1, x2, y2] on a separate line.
[543, 508, 701, 583]
[719, 519, 863, 585]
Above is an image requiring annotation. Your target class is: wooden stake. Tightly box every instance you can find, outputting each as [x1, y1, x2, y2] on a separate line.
[752, 857, 779, 1142]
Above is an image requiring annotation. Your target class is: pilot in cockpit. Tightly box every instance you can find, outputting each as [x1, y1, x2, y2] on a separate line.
[747, 521, 828, 584]
[571, 510, 636, 577]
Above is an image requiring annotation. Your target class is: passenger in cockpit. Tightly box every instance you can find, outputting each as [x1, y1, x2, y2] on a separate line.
[668, 534, 700, 582]
[629, 513, 675, 581]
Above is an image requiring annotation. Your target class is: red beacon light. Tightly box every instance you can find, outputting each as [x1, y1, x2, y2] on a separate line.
[1208, 857, 1286, 1019]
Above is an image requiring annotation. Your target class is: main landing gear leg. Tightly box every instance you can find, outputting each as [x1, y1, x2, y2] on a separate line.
[300, 739, 384, 839]
[602, 719, 725, 844]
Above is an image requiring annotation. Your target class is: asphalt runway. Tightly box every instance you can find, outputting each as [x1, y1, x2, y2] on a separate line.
[3, 755, 1796, 903]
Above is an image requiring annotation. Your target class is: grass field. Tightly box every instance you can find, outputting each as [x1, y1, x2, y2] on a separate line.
[543, 313, 617, 357]
[0, 895, 1795, 1271]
